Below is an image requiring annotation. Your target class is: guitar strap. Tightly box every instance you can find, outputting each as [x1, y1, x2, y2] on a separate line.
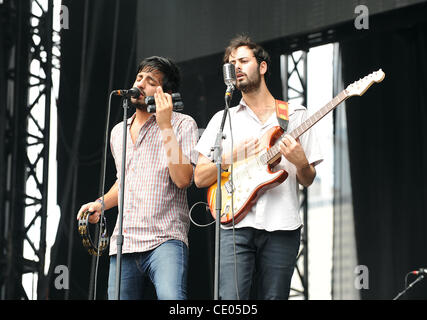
[275, 99, 289, 132]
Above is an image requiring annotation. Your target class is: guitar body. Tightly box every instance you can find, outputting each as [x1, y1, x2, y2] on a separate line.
[207, 126, 288, 226]
[206, 69, 385, 226]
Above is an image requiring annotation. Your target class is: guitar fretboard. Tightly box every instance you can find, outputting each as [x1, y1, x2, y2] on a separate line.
[259, 90, 349, 164]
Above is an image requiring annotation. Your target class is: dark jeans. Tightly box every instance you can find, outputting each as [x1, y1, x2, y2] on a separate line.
[219, 227, 301, 300]
[107, 239, 188, 300]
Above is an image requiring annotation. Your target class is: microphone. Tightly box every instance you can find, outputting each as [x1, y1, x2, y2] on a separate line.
[223, 63, 236, 88]
[223, 63, 236, 103]
[411, 268, 427, 275]
[145, 93, 184, 113]
[113, 87, 141, 98]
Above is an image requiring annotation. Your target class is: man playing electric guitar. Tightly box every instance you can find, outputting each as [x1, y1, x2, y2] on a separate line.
[194, 35, 323, 300]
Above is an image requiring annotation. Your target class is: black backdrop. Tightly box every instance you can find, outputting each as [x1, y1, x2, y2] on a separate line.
[52, 0, 138, 299]
[341, 16, 427, 299]
[50, 1, 427, 299]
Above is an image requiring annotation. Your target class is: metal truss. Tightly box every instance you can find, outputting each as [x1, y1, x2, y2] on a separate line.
[281, 50, 309, 300]
[0, 0, 57, 299]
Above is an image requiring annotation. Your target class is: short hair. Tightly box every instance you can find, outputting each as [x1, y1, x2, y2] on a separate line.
[136, 56, 181, 92]
[223, 34, 271, 70]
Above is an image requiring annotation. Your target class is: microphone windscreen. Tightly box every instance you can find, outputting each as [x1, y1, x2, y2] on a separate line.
[223, 63, 236, 87]
[129, 87, 141, 98]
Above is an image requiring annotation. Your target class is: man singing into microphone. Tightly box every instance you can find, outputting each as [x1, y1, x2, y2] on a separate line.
[194, 35, 323, 299]
[77, 56, 199, 300]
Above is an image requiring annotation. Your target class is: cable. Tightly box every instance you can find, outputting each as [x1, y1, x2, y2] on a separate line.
[227, 109, 240, 300]
[393, 271, 425, 300]
[92, 91, 114, 300]
[189, 201, 216, 228]
[190, 104, 240, 299]
[404, 271, 411, 289]
[226, 107, 240, 300]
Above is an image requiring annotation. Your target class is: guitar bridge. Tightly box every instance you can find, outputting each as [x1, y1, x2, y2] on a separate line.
[224, 181, 234, 195]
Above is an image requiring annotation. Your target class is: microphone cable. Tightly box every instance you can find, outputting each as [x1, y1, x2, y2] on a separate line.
[223, 64, 240, 300]
[188, 104, 240, 300]
[92, 91, 115, 300]
[393, 270, 425, 300]
[226, 106, 240, 301]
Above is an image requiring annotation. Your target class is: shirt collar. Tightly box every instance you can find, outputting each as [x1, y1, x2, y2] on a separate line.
[127, 112, 136, 126]
[238, 98, 303, 118]
[236, 98, 249, 112]
[126, 112, 156, 126]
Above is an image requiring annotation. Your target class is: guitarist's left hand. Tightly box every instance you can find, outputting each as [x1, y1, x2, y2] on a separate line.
[279, 135, 316, 187]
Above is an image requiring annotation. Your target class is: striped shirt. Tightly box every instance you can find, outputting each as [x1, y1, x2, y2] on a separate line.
[109, 112, 199, 255]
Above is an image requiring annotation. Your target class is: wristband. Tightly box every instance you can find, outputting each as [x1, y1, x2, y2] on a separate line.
[96, 198, 104, 207]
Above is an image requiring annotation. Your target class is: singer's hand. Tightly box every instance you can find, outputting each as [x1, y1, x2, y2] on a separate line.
[76, 201, 102, 224]
[154, 86, 173, 130]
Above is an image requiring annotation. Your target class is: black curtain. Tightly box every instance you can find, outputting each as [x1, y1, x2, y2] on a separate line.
[341, 17, 427, 299]
[52, 0, 137, 299]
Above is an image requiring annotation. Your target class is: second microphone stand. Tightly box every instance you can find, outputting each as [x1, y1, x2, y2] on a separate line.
[115, 96, 129, 300]
[212, 86, 234, 300]
[393, 274, 425, 300]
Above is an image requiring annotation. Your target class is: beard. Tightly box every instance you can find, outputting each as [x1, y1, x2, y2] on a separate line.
[130, 90, 147, 110]
[134, 101, 147, 111]
[236, 69, 262, 94]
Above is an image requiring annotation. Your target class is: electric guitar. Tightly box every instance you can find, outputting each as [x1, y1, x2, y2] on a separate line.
[207, 69, 385, 226]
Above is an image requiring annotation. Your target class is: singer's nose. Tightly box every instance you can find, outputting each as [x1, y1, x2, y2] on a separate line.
[230, 62, 237, 69]
[136, 79, 144, 89]
[234, 64, 241, 74]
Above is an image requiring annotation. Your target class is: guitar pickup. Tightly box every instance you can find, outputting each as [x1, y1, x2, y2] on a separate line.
[224, 181, 234, 195]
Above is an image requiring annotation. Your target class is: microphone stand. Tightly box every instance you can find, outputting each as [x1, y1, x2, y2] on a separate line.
[393, 274, 425, 300]
[115, 97, 129, 300]
[212, 86, 234, 300]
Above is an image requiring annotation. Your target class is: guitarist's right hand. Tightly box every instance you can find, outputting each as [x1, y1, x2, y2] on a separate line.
[222, 137, 260, 171]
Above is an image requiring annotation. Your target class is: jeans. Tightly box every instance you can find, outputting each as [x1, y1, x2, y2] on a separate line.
[107, 239, 188, 300]
[219, 227, 301, 300]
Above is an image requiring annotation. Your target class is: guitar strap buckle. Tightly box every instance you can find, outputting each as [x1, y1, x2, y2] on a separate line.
[275, 100, 289, 132]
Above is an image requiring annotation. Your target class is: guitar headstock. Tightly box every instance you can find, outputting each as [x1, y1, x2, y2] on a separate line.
[346, 69, 385, 97]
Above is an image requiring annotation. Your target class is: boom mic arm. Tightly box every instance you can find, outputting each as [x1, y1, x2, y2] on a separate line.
[112, 87, 141, 98]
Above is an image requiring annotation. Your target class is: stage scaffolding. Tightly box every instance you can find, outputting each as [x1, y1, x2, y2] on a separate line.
[0, 0, 58, 299]
[282, 50, 309, 300]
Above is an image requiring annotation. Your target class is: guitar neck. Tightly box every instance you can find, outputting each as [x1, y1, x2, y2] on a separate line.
[262, 89, 349, 164]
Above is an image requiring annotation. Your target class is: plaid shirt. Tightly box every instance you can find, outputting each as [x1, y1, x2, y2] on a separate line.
[109, 112, 199, 255]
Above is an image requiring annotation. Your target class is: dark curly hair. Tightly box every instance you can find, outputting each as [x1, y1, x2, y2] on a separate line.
[136, 56, 181, 93]
[223, 34, 271, 72]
